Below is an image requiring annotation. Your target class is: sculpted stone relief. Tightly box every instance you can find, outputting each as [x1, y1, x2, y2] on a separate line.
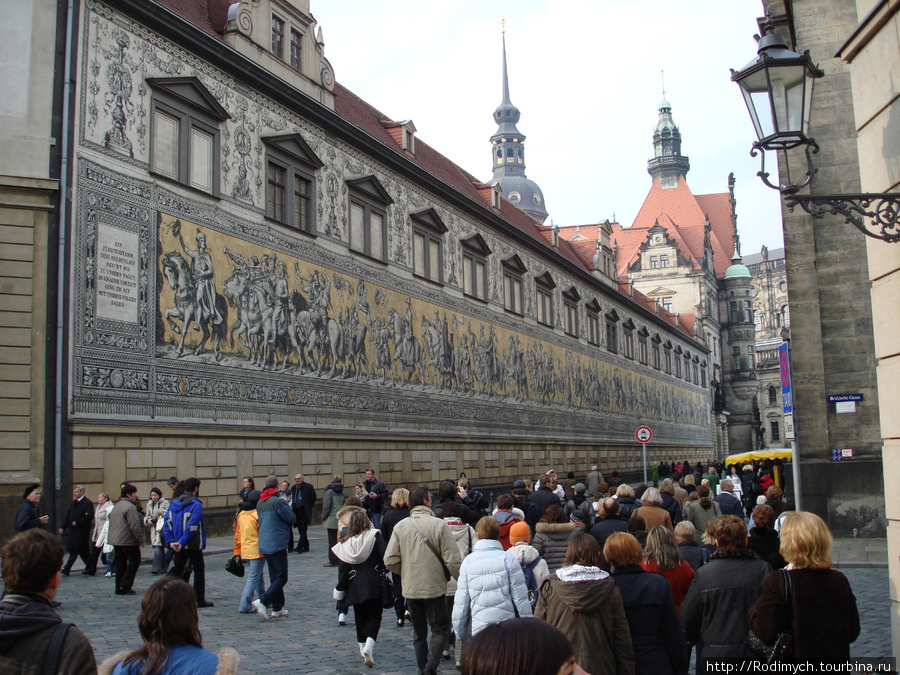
[71, 2, 710, 442]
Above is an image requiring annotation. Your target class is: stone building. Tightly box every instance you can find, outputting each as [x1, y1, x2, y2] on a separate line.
[0, 0, 714, 535]
[559, 98, 773, 458]
[747, 0, 886, 539]
[754, 0, 898, 652]
[744, 246, 790, 448]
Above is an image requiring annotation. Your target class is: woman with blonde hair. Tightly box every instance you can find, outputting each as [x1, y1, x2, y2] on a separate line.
[749, 512, 859, 661]
[452, 516, 531, 641]
[614, 483, 641, 521]
[100, 576, 238, 674]
[641, 526, 694, 614]
[380, 487, 410, 626]
[333, 509, 388, 668]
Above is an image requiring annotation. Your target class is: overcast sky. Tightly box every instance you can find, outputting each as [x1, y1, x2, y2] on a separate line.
[311, 0, 784, 255]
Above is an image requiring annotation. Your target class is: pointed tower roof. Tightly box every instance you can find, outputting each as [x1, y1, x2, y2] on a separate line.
[489, 27, 548, 223]
[648, 95, 690, 187]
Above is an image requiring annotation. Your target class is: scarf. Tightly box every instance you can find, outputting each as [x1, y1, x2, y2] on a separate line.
[332, 527, 378, 565]
[710, 548, 759, 561]
[555, 564, 608, 582]
[259, 488, 278, 501]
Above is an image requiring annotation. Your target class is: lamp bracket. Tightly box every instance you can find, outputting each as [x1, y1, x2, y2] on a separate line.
[784, 193, 900, 242]
[751, 141, 818, 193]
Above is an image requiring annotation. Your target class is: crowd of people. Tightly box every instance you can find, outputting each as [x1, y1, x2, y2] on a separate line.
[1, 461, 861, 674]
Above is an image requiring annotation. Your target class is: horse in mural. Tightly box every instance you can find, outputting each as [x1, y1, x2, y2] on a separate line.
[161, 252, 227, 359]
[222, 269, 265, 365]
[388, 307, 423, 384]
[421, 314, 454, 390]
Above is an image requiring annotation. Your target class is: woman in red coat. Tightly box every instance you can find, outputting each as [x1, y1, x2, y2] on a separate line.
[640, 526, 694, 614]
[748, 511, 859, 662]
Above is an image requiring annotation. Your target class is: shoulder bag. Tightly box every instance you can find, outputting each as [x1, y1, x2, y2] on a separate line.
[746, 569, 794, 663]
[408, 515, 452, 581]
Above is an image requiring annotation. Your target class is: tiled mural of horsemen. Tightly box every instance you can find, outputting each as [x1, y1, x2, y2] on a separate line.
[154, 214, 705, 427]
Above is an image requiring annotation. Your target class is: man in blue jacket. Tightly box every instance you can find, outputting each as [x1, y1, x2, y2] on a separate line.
[163, 477, 213, 608]
[252, 475, 296, 620]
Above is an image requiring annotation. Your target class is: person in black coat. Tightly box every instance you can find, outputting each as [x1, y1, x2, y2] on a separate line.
[682, 515, 772, 670]
[290, 473, 316, 553]
[512, 481, 540, 536]
[589, 498, 628, 569]
[604, 532, 687, 675]
[333, 509, 388, 668]
[380, 488, 410, 626]
[58, 485, 94, 575]
[747, 505, 787, 569]
[674, 521, 707, 571]
[527, 474, 561, 517]
[15, 483, 49, 533]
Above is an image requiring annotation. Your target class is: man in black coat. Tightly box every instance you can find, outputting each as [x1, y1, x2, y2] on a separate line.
[527, 473, 561, 517]
[362, 468, 388, 529]
[58, 485, 94, 576]
[290, 473, 316, 553]
[589, 498, 628, 564]
[713, 479, 744, 517]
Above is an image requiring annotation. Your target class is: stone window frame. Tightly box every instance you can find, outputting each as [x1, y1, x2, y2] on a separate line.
[660, 254, 669, 268]
[622, 319, 635, 360]
[461, 233, 491, 302]
[534, 272, 556, 328]
[562, 286, 580, 337]
[651, 334, 662, 370]
[770, 420, 781, 443]
[650, 255, 659, 269]
[347, 176, 393, 262]
[701, 360, 708, 387]
[674, 345, 683, 378]
[290, 28, 302, 70]
[272, 14, 285, 59]
[664, 340, 673, 374]
[410, 208, 447, 285]
[585, 299, 601, 346]
[638, 327, 649, 365]
[768, 385, 778, 405]
[501, 254, 527, 315]
[147, 78, 230, 197]
[605, 309, 619, 354]
[263, 134, 323, 235]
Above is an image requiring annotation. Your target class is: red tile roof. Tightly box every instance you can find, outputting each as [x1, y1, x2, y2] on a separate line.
[131, 0, 700, 340]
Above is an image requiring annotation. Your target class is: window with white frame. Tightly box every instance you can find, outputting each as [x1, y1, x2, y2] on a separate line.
[535, 273, 555, 327]
[461, 234, 490, 301]
[662, 297, 673, 312]
[347, 176, 393, 261]
[660, 254, 669, 268]
[650, 255, 659, 269]
[264, 134, 322, 234]
[411, 208, 446, 284]
[148, 78, 229, 196]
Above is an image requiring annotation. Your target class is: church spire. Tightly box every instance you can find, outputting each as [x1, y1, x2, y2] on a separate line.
[647, 93, 690, 188]
[489, 23, 548, 222]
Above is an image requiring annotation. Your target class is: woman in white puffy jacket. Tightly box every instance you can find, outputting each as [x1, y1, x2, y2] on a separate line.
[452, 516, 532, 643]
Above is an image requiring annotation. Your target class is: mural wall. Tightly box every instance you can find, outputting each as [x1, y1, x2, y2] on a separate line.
[69, 0, 711, 448]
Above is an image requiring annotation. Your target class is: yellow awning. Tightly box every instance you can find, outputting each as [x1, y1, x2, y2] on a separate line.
[725, 448, 792, 465]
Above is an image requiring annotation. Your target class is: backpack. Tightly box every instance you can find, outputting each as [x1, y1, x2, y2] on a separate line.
[521, 556, 543, 610]
[498, 516, 523, 550]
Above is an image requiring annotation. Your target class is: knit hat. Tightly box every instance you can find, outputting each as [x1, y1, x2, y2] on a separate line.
[509, 521, 531, 545]
[511, 480, 527, 490]
[22, 483, 40, 500]
[570, 510, 585, 523]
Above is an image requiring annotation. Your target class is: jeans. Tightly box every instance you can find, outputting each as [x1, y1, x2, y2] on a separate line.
[113, 545, 141, 593]
[240, 558, 266, 612]
[407, 596, 450, 672]
[151, 545, 168, 574]
[170, 548, 206, 602]
[260, 549, 288, 611]
[370, 511, 382, 529]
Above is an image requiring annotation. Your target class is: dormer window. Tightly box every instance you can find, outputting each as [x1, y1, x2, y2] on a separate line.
[660, 254, 669, 268]
[650, 256, 659, 269]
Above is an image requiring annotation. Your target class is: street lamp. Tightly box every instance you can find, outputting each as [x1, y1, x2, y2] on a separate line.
[731, 18, 900, 242]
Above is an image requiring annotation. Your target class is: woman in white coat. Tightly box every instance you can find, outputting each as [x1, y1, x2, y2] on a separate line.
[452, 516, 532, 645]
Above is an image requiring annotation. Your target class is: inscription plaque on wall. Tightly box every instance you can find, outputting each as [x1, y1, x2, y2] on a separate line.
[96, 223, 139, 323]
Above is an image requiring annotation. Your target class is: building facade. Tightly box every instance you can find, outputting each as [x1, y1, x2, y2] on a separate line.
[0, 0, 715, 535]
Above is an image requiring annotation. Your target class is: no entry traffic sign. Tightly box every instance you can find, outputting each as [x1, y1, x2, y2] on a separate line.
[635, 426, 653, 443]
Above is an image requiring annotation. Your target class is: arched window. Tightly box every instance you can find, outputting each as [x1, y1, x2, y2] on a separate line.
[781, 304, 791, 328]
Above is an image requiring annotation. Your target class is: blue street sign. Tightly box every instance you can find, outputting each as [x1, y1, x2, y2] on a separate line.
[827, 394, 864, 402]
[779, 343, 793, 415]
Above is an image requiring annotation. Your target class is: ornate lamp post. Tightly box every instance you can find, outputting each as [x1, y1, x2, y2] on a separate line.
[731, 19, 900, 242]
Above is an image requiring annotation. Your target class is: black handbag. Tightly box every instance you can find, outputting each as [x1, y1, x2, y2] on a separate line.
[378, 566, 395, 609]
[746, 569, 793, 662]
[225, 555, 245, 577]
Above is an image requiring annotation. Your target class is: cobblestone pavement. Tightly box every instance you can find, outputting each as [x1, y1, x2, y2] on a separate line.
[51, 528, 892, 674]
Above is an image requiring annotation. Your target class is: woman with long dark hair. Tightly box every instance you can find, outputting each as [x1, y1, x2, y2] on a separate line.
[461, 617, 588, 675]
[332, 508, 388, 668]
[99, 576, 238, 674]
